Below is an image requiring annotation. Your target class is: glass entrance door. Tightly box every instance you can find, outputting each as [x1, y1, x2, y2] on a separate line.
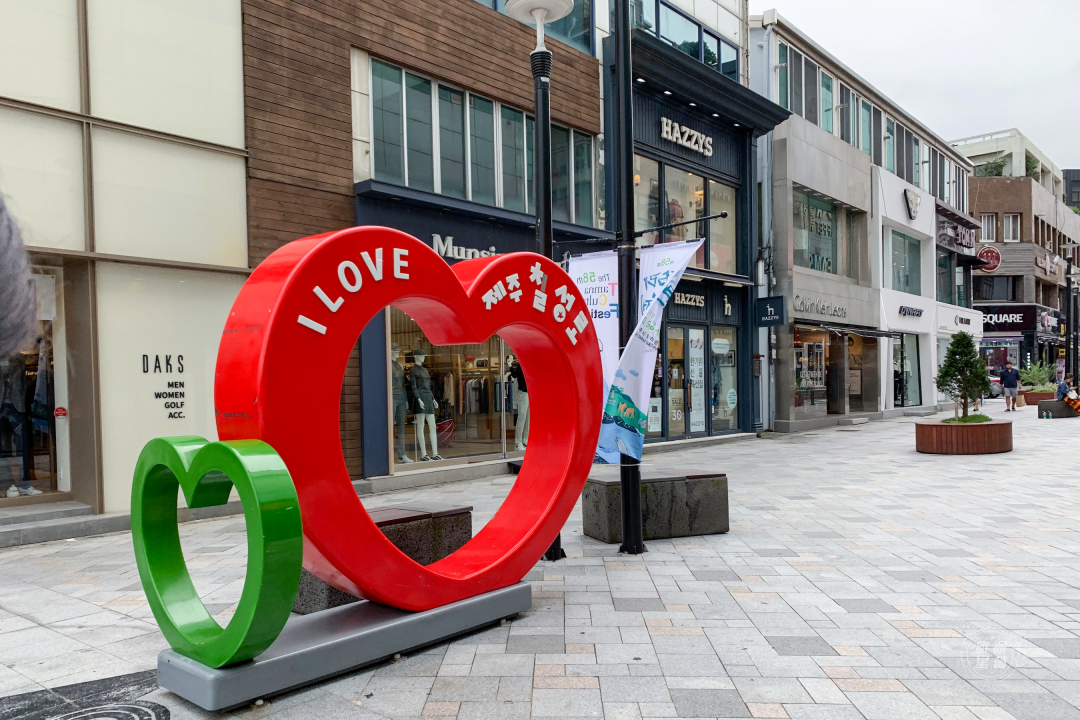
[687, 327, 707, 435]
[667, 327, 685, 436]
[892, 334, 922, 407]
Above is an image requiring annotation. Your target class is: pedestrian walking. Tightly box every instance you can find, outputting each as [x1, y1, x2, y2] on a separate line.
[999, 361, 1021, 411]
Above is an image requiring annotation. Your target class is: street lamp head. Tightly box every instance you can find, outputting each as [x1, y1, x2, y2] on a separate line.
[505, 0, 575, 52]
[1063, 242, 1080, 249]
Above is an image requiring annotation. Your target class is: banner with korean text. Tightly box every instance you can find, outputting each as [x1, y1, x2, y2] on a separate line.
[568, 251, 620, 403]
[596, 240, 703, 463]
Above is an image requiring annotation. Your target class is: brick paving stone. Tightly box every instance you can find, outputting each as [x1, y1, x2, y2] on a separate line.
[4, 406, 1080, 718]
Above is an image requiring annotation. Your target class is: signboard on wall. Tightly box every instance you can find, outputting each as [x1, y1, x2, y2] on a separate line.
[977, 304, 1036, 333]
[756, 296, 787, 327]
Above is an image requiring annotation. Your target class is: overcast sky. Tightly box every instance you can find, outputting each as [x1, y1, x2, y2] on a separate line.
[749, 0, 1080, 168]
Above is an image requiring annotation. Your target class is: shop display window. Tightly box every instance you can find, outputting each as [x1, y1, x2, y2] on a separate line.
[893, 333, 922, 407]
[710, 327, 737, 430]
[664, 168, 705, 268]
[1, 269, 67, 499]
[389, 307, 525, 465]
[793, 325, 828, 417]
[847, 334, 878, 412]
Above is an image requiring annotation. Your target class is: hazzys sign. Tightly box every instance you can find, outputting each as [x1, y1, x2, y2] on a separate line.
[130, 228, 603, 670]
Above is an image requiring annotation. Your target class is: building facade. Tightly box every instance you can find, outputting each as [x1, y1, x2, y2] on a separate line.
[0, 1, 249, 512]
[750, 10, 981, 431]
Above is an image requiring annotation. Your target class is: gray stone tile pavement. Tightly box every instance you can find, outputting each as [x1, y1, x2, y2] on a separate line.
[2, 402, 1080, 718]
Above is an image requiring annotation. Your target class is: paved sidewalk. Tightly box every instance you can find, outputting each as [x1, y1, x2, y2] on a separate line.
[3, 401, 1080, 719]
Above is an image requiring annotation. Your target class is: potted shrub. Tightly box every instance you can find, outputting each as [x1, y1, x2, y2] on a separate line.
[1019, 362, 1057, 403]
[916, 332, 1012, 454]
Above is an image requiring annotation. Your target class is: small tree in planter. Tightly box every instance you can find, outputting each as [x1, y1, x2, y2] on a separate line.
[935, 331, 991, 419]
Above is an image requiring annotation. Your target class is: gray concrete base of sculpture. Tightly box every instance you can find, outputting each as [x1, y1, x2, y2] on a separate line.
[1038, 400, 1078, 418]
[158, 582, 532, 711]
[582, 470, 729, 544]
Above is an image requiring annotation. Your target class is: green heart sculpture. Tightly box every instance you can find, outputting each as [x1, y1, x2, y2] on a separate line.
[131, 436, 302, 668]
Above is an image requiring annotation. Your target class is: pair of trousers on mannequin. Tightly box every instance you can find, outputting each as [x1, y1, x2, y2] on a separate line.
[415, 413, 438, 458]
[392, 396, 408, 460]
[514, 389, 529, 449]
[0, 401, 32, 492]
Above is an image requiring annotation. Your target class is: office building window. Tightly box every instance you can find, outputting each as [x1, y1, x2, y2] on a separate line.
[891, 230, 921, 295]
[885, 118, 895, 173]
[838, 83, 851, 144]
[793, 190, 837, 274]
[912, 137, 920, 187]
[405, 73, 434, 192]
[439, 87, 467, 200]
[974, 276, 1019, 302]
[655, 2, 738, 81]
[501, 106, 526, 212]
[791, 48, 804, 118]
[803, 58, 818, 125]
[369, 59, 595, 226]
[1004, 213, 1020, 242]
[980, 213, 996, 242]
[936, 248, 952, 304]
[475, 0, 593, 53]
[372, 60, 404, 185]
[872, 107, 882, 166]
[778, 43, 788, 110]
[820, 72, 833, 133]
[860, 101, 872, 156]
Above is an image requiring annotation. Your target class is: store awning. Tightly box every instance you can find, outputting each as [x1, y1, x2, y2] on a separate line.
[817, 325, 902, 339]
[935, 200, 981, 230]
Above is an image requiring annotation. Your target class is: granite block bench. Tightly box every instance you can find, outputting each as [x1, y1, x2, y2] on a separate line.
[581, 470, 728, 544]
[1038, 400, 1078, 418]
[293, 501, 472, 614]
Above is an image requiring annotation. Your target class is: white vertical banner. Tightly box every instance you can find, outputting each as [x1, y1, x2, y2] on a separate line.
[596, 240, 704, 463]
[568, 251, 620, 400]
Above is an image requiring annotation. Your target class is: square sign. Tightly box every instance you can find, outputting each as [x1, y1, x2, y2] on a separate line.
[756, 296, 786, 327]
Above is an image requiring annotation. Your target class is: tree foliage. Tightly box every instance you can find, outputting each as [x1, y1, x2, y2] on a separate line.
[975, 158, 1006, 177]
[1020, 361, 1054, 387]
[934, 332, 991, 418]
[1026, 154, 1041, 180]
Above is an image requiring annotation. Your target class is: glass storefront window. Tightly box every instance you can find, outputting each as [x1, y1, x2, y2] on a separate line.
[954, 265, 968, 307]
[891, 230, 921, 295]
[710, 327, 737, 430]
[793, 190, 837, 273]
[709, 180, 736, 274]
[794, 325, 828, 418]
[893, 333, 921, 407]
[664, 167, 705, 267]
[687, 328, 706, 433]
[2, 270, 65, 498]
[847, 334, 878, 412]
[634, 155, 661, 247]
[646, 353, 663, 438]
[389, 307, 511, 463]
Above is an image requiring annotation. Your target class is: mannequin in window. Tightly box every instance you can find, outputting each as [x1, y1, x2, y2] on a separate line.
[509, 355, 529, 452]
[390, 343, 412, 464]
[411, 349, 442, 461]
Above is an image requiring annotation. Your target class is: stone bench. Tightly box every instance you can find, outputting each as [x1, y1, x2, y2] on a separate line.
[293, 501, 472, 615]
[581, 470, 728, 544]
[1038, 400, 1078, 419]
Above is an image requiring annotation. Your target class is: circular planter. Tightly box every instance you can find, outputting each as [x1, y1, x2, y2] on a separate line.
[915, 418, 1012, 454]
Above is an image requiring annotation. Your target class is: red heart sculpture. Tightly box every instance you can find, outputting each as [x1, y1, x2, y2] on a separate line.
[214, 227, 602, 611]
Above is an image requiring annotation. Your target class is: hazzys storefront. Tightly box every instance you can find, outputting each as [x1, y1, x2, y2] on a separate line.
[607, 29, 789, 440]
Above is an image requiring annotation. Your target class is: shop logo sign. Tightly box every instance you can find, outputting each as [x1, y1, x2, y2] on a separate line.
[1035, 254, 1059, 277]
[660, 117, 714, 157]
[978, 245, 1002, 272]
[674, 292, 705, 307]
[794, 294, 848, 319]
[899, 306, 924, 317]
[985, 313, 1023, 324]
[432, 234, 499, 261]
[904, 189, 920, 220]
[955, 315, 971, 326]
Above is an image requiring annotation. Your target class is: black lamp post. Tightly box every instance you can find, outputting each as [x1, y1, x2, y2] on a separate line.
[505, 0, 574, 259]
[506, 0, 574, 561]
[612, 0, 646, 555]
[1064, 242, 1080, 381]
